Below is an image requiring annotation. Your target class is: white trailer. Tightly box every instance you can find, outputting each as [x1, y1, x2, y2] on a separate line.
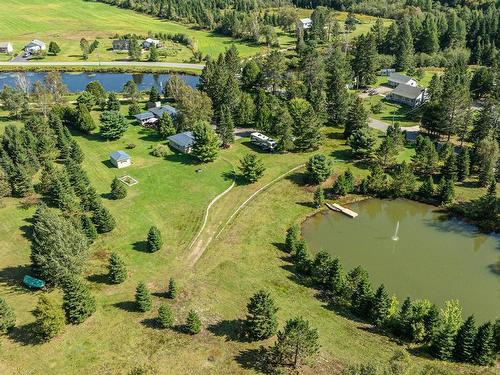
[250, 132, 277, 151]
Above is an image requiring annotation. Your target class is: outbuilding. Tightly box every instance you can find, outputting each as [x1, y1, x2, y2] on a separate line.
[0, 42, 13, 54]
[143, 38, 161, 49]
[387, 73, 417, 88]
[110, 150, 131, 169]
[167, 131, 195, 154]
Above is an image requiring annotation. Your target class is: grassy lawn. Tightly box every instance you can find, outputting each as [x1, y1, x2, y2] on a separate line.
[0, 98, 493, 374]
[0, 0, 294, 64]
[364, 95, 421, 127]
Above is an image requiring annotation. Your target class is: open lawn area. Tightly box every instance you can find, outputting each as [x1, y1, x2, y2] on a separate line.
[0, 98, 493, 374]
[364, 95, 422, 127]
[0, 0, 294, 64]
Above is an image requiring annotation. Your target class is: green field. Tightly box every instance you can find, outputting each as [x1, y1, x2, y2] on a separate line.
[0, 0, 294, 64]
[0, 97, 493, 374]
[364, 95, 422, 127]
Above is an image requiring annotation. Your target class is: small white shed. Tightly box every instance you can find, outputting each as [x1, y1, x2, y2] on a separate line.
[110, 150, 131, 169]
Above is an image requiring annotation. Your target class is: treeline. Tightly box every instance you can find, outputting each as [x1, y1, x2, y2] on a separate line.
[283, 225, 500, 366]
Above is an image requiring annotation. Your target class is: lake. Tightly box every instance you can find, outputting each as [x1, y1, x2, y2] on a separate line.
[0, 72, 199, 92]
[302, 199, 499, 322]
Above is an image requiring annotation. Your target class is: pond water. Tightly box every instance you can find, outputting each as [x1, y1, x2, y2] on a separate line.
[0, 71, 199, 93]
[302, 199, 500, 322]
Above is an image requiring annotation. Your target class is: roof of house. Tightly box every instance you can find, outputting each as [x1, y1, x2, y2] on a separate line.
[27, 39, 45, 48]
[388, 73, 415, 84]
[299, 18, 313, 26]
[149, 105, 177, 118]
[168, 131, 195, 148]
[112, 39, 129, 45]
[390, 84, 425, 99]
[134, 112, 156, 121]
[144, 38, 160, 43]
[110, 150, 130, 162]
[0, 42, 12, 48]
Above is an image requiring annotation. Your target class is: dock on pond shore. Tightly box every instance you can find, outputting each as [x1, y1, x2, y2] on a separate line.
[325, 203, 358, 218]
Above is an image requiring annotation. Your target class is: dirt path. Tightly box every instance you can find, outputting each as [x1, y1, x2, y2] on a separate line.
[185, 163, 304, 266]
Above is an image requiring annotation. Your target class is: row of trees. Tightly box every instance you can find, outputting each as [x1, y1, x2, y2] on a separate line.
[284, 226, 500, 366]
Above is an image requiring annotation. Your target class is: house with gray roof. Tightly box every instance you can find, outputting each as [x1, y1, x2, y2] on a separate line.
[386, 84, 427, 108]
[112, 39, 129, 51]
[110, 150, 131, 168]
[167, 131, 195, 154]
[24, 39, 45, 53]
[134, 105, 177, 126]
[297, 18, 313, 35]
[387, 73, 417, 88]
[0, 42, 13, 54]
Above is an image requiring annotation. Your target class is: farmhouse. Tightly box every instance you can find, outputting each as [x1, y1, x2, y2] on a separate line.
[143, 38, 161, 49]
[0, 42, 13, 54]
[110, 150, 131, 169]
[112, 39, 129, 51]
[386, 84, 427, 108]
[387, 73, 417, 88]
[297, 18, 313, 34]
[168, 131, 195, 154]
[24, 39, 46, 53]
[134, 105, 177, 126]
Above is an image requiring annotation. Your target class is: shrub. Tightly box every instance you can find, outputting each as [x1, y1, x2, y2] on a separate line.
[151, 144, 169, 157]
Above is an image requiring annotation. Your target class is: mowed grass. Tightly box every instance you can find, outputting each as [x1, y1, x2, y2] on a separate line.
[0, 0, 294, 64]
[364, 95, 422, 127]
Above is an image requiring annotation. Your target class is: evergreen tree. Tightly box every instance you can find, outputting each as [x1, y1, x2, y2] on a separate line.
[93, 203, 116, 233]
[266, 317, 319, 369]
[442, 152, 457, 181]
[438, 177, 455, 205]
[344, 97, 368, 138]
[81, 214, 97, 243]
[77, 91, 96, 109]
[149, 86, 161, 103]
[110, 177, 127, 200]
[326, 47, 350, 127]
[99, 111, 128, 140]
[294, 240, 312, 276]
[239, 153, 265, 183]
[0, 165, 11, 199]
[186, 309, 201, 334]
[313, 186, 324, 208]
[419, 15, 439, 54]
[418, 176, 435, 199]
[285, 224, 300, 254]
[157, 304, 173, 328]
[216, 107, 235, 148]
[149, 44, 158, 62]
[77, 103, 96, 133]
[371, 284, 390, 327]
[396, 20, 415, 71]
[457, 147, 470, 182]
[453, 315, 476, 363]
[351, 278, 373, 319]
[432, 323, 456, 360]
[348, 128, 376, 159]
[156, 113, 176, 139]
[352, 33, 378, 86]
[167, 277, 177, 299]
[306, 154, 332, 184]
[473, 322, 495, 365]
[62, 277, 96, 324]
[0, 297, 15, 334]
[391, 162, 417, 198]
[108, 252, 127, 284]
[146, 226, 162, 253]
[135, 282, 152, 312]
[288, 98, 323, 151]
[106, 92, 121, 111]
[476, 136, 498, 187]
[245, 290, 279, 341]
[48, 41, 61, 55]
[33, 295, 65, 341]
[192, 121, 221, 163]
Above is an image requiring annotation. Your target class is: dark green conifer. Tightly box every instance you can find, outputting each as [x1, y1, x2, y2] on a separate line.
[92, 203, 116, 233]
[62, 277, 96, 324]
[167, 277, 177, 299]
[245, 290, 279, 340]
[185, 309, 201, 334]
[135, 282, 152, 312]
[157, 304, 174, 328]
[81, 214, 97, 243]
[453, 315, 476, 363]
[473, 322, 495, 365]
[108, 252, 127, 284]
[371, 284, 390, 327]
[110, 177, 127, 200]
[285, 224, 300, 254]
[146, 226, 162, 253]
[0, 297, 15, 334]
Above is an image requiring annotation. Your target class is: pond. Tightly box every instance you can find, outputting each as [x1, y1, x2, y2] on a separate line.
[302, 199, 500, 322]
[0, 71, 199, 93]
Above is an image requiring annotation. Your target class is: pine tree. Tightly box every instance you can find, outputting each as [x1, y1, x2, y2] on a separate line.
[289, 98, 323, 151]
[442, 152, 457, 181]
[149, 44, 158, 62]
[313, 186, 324, 208]
[0, 297, 15, 334]
[81, 214, 97, 243]
[149, 86, 161, 102]
[110, 177, 127, 200]
[192, 121, 221, 163]
[99, 111, 128, 140]
[167, 277, 177, 299]
[306, 154, 332, 184]
[216, 107, 235, 148]
[418, 176, 435, 199]
[294, 240, 312, 276]
[344, 97, 368, 138]
[62, 277, 96, 324]
[245, 290, 279, 341]
[107, 92, 120, 111]
[93, 203, 116, 233]
[157, 304, 173, 328]
[473, 322, 495, 365]
[239, 153, 265, 183]
[156, 113, 176, 139]
[431, 323, 456, 360]
[33, 295, 65, 341]
[326, 47, 350, 127]
[453, 315, 476, 363]
[135, 282, 152, 312]
[186, 309, 201, 334]
[70, 140, 84, 164]
[438, 177, 455, 205]
[457, 147, 470, 182]
[285, 225, 300, 254]
[146, 226, 162, 253]
[351, 278, 373, 319]
[108, 252, 127, 284]
[396, 20, 415, 72]
[77, 103, 96, 133]
[371, 284, 390, 327]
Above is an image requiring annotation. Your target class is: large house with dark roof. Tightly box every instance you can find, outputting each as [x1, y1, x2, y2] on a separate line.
[167, 131, 195, 154]
[387, 73, 417, 88]
[386, 84, 427, 107]
[133, 105, 177, 126]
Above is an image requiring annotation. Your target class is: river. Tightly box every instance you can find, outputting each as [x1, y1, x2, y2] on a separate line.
[0, 71, 199, 92]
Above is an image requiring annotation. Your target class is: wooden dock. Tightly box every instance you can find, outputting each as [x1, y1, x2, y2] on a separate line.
[325, 203, 358, 218]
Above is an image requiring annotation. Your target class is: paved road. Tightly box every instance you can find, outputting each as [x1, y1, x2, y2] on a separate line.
[0, 61, 205, 70]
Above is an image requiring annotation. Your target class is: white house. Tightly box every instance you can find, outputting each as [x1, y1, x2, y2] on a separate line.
[110, 150, 131, 169]
[0, 42, 13, 54]
[143, 38, 161, 49]
[24, 39, 46, 53]
[386, 84, 426, 108]
[297, 18, 313, 34]
[167, 131, 195, 154]
[387, 73, 417, 88]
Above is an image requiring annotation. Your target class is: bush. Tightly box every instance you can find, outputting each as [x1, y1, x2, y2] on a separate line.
[151, 144, 169, 157]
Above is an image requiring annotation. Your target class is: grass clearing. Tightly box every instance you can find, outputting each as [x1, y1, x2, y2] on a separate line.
[364, 95, 421, 127]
